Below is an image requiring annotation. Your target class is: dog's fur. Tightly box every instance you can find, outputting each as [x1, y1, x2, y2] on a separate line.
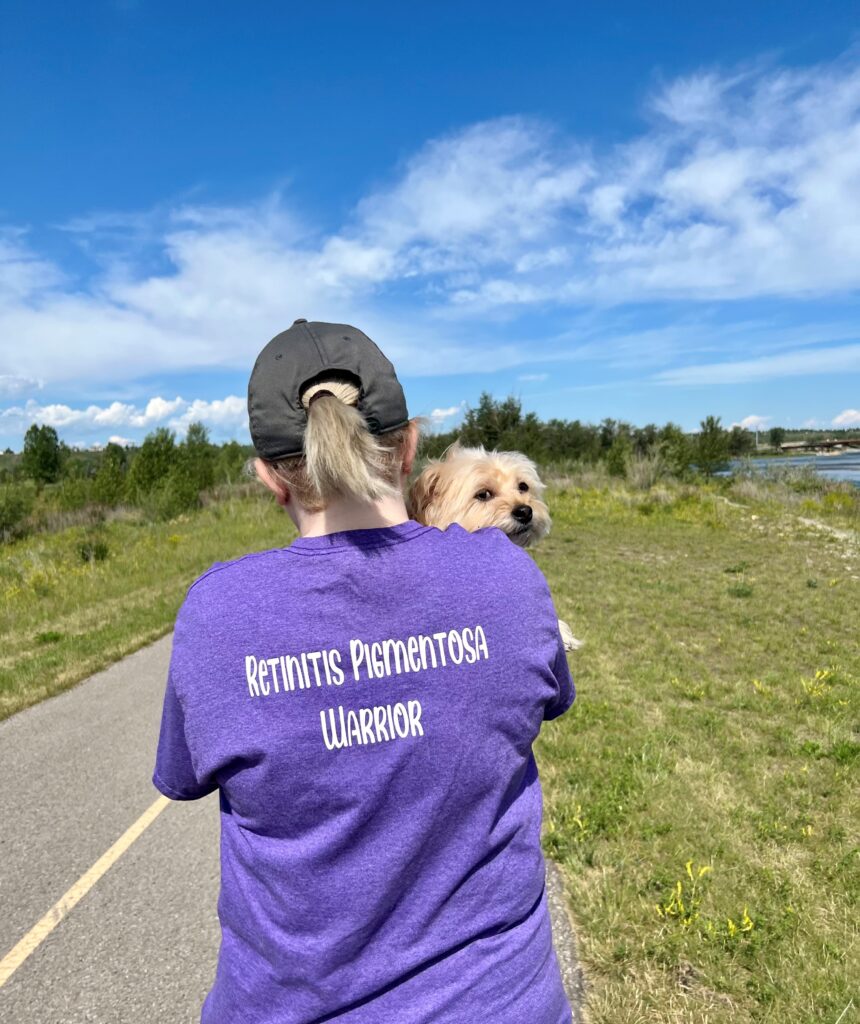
[407, 440, 583, 651]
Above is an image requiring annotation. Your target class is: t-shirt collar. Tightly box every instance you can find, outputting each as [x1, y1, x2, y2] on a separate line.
[287, 518, 431, 553]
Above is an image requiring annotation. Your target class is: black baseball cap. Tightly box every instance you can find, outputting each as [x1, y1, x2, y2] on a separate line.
[247, 319, 410, 460]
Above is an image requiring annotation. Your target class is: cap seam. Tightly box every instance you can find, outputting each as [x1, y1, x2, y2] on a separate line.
[302, 322, 327, 365]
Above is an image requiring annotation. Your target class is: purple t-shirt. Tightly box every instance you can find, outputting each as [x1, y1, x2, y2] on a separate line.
[153, 519, 575, 1024]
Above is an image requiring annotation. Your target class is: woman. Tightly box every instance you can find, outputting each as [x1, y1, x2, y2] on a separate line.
[152, 319, 576, 1024]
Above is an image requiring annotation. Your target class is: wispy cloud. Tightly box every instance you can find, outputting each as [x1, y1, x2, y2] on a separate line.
[833, 408, 860, 427]
[653, 343, 860, 385]
[0, 373, 43, 398]
[1, 52, 859, 427]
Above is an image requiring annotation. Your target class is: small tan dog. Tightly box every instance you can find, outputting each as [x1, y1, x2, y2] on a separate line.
[407, 440, 583, 652]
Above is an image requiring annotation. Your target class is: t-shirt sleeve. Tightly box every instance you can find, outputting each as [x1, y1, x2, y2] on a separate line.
[152, 609, 219, 800]
[508, 540, 576, 722]
[543, 627, 576, 721]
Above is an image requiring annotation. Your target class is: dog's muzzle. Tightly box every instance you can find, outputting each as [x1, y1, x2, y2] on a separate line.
[511, 504, 533, 525]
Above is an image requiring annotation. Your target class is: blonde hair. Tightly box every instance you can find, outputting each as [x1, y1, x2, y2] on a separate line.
[251, 377, 428, 513]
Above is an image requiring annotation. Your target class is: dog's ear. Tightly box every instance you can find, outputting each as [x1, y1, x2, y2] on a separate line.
[407, 463, 443, 523]
[442, 438, 464, 461]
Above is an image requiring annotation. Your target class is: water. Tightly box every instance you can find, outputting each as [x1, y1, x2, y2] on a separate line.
[723, 451, 860, 488]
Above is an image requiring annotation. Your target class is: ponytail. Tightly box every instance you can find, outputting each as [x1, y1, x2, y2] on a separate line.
[301, 380, 402, 504]
[258, 377, 418, 512]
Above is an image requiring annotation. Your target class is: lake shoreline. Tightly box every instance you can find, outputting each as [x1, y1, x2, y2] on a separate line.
[724, 451, 860, 489]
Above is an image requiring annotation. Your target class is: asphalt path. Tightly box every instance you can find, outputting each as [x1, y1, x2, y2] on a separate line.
[0, 635, 584, 1023]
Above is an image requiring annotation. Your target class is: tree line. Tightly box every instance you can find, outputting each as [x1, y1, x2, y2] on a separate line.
[0, 422, 249, 540]
[1, 393, 838, 542]
[419, 393, 757, 478]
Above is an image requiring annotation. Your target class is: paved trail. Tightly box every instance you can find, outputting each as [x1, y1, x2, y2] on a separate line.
[0, 636, 584, 1023]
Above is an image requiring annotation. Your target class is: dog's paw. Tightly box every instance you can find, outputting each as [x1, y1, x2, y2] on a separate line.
[558, 618, 584, 652]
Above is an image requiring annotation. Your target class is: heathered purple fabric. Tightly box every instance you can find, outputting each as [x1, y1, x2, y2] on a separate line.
[153, 519, 575, 1024]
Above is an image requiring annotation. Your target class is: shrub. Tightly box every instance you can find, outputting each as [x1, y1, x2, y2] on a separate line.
[0, 483, 36, 541]
[606, 435, 633, 478]
[54, 475, 94, 511]
[93, 443, 128, 506]
[77, 536, 110, 563]
[627, 451, 669, 490]
[140, 468, 202, 522]
[125, 428, 176, 502]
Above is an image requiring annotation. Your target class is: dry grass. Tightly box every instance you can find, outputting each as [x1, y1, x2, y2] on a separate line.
[534, 480, 858, 1023]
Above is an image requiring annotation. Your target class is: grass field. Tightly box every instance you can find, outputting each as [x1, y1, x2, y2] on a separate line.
[0, 485, 295, 720]
[533, 476, 858, 1023]
[1, 472, 857, 1022]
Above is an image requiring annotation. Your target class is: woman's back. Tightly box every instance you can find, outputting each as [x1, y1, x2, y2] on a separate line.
[154, 518, 575, 1024]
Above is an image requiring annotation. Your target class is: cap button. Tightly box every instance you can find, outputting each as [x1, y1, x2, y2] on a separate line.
[293, 318, 308, 325]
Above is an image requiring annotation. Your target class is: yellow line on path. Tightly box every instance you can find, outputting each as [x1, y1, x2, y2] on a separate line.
[0, 795, 171, 989]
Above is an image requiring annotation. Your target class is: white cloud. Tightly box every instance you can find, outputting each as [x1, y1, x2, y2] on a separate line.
[518, 373, 549, 381]
[733, 414, 770, 430]
[0, 235, 66, 302]
[355, 118, 591, 269]
[653, 343, 860, 385]
[0, 53, 859, 403]
[0, 373, 43, 397]
[428, 403, 466, 426]
[833, 408, 860, 426]
[168, 395, 248, 433]
[0, 394, 249, 442]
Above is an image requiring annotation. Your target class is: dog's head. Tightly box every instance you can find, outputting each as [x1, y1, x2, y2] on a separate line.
[407, 440, 551, 548]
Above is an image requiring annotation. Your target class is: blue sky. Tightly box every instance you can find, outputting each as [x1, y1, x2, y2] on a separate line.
[1, 1, 859, 450]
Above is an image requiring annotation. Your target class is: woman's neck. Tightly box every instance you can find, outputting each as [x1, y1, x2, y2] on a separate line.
[290, 493, 412, 539]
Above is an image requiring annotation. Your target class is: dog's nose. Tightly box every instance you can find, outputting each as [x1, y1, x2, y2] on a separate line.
[512, 504, 532, 524]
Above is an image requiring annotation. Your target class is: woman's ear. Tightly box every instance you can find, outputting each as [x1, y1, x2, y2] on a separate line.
[402, 421, 420, 478]
[254, 458, 290, 507]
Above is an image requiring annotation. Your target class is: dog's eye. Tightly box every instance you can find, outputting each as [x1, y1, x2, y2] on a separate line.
[518, 482, 529, 493]
[475, 489, 493, 502]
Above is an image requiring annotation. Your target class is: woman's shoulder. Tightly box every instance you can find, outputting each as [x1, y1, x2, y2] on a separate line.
[431, 522, 542, 575]
[183, 548, 286, 601]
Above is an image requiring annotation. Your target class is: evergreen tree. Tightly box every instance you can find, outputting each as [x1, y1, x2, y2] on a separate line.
[125, 427, 176, 502]
[598, 417, 618, 452]
[728, 426, 756, 456]
[633, 423, 660, 456]
[159, 453, 203, 518]
[215, 440, 251, 484]
[565, 420, 601, 463]
[502, 410, 545, 460]
[695, 415, 731, 478]
[93, 443, 128, 506]
[459, 393, 523, 450]
[182, 422, 215, 492]
[659, 423, 695, 478]
[606, 434, 632, 477]
[21, 424, 63, 484]
[768, 426, 786, 450]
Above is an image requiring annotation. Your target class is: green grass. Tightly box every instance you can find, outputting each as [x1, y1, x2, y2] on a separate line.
[533, 481, 858, 1023]
[0, 491, 296, 719]
[1, 475, 857, 1022]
